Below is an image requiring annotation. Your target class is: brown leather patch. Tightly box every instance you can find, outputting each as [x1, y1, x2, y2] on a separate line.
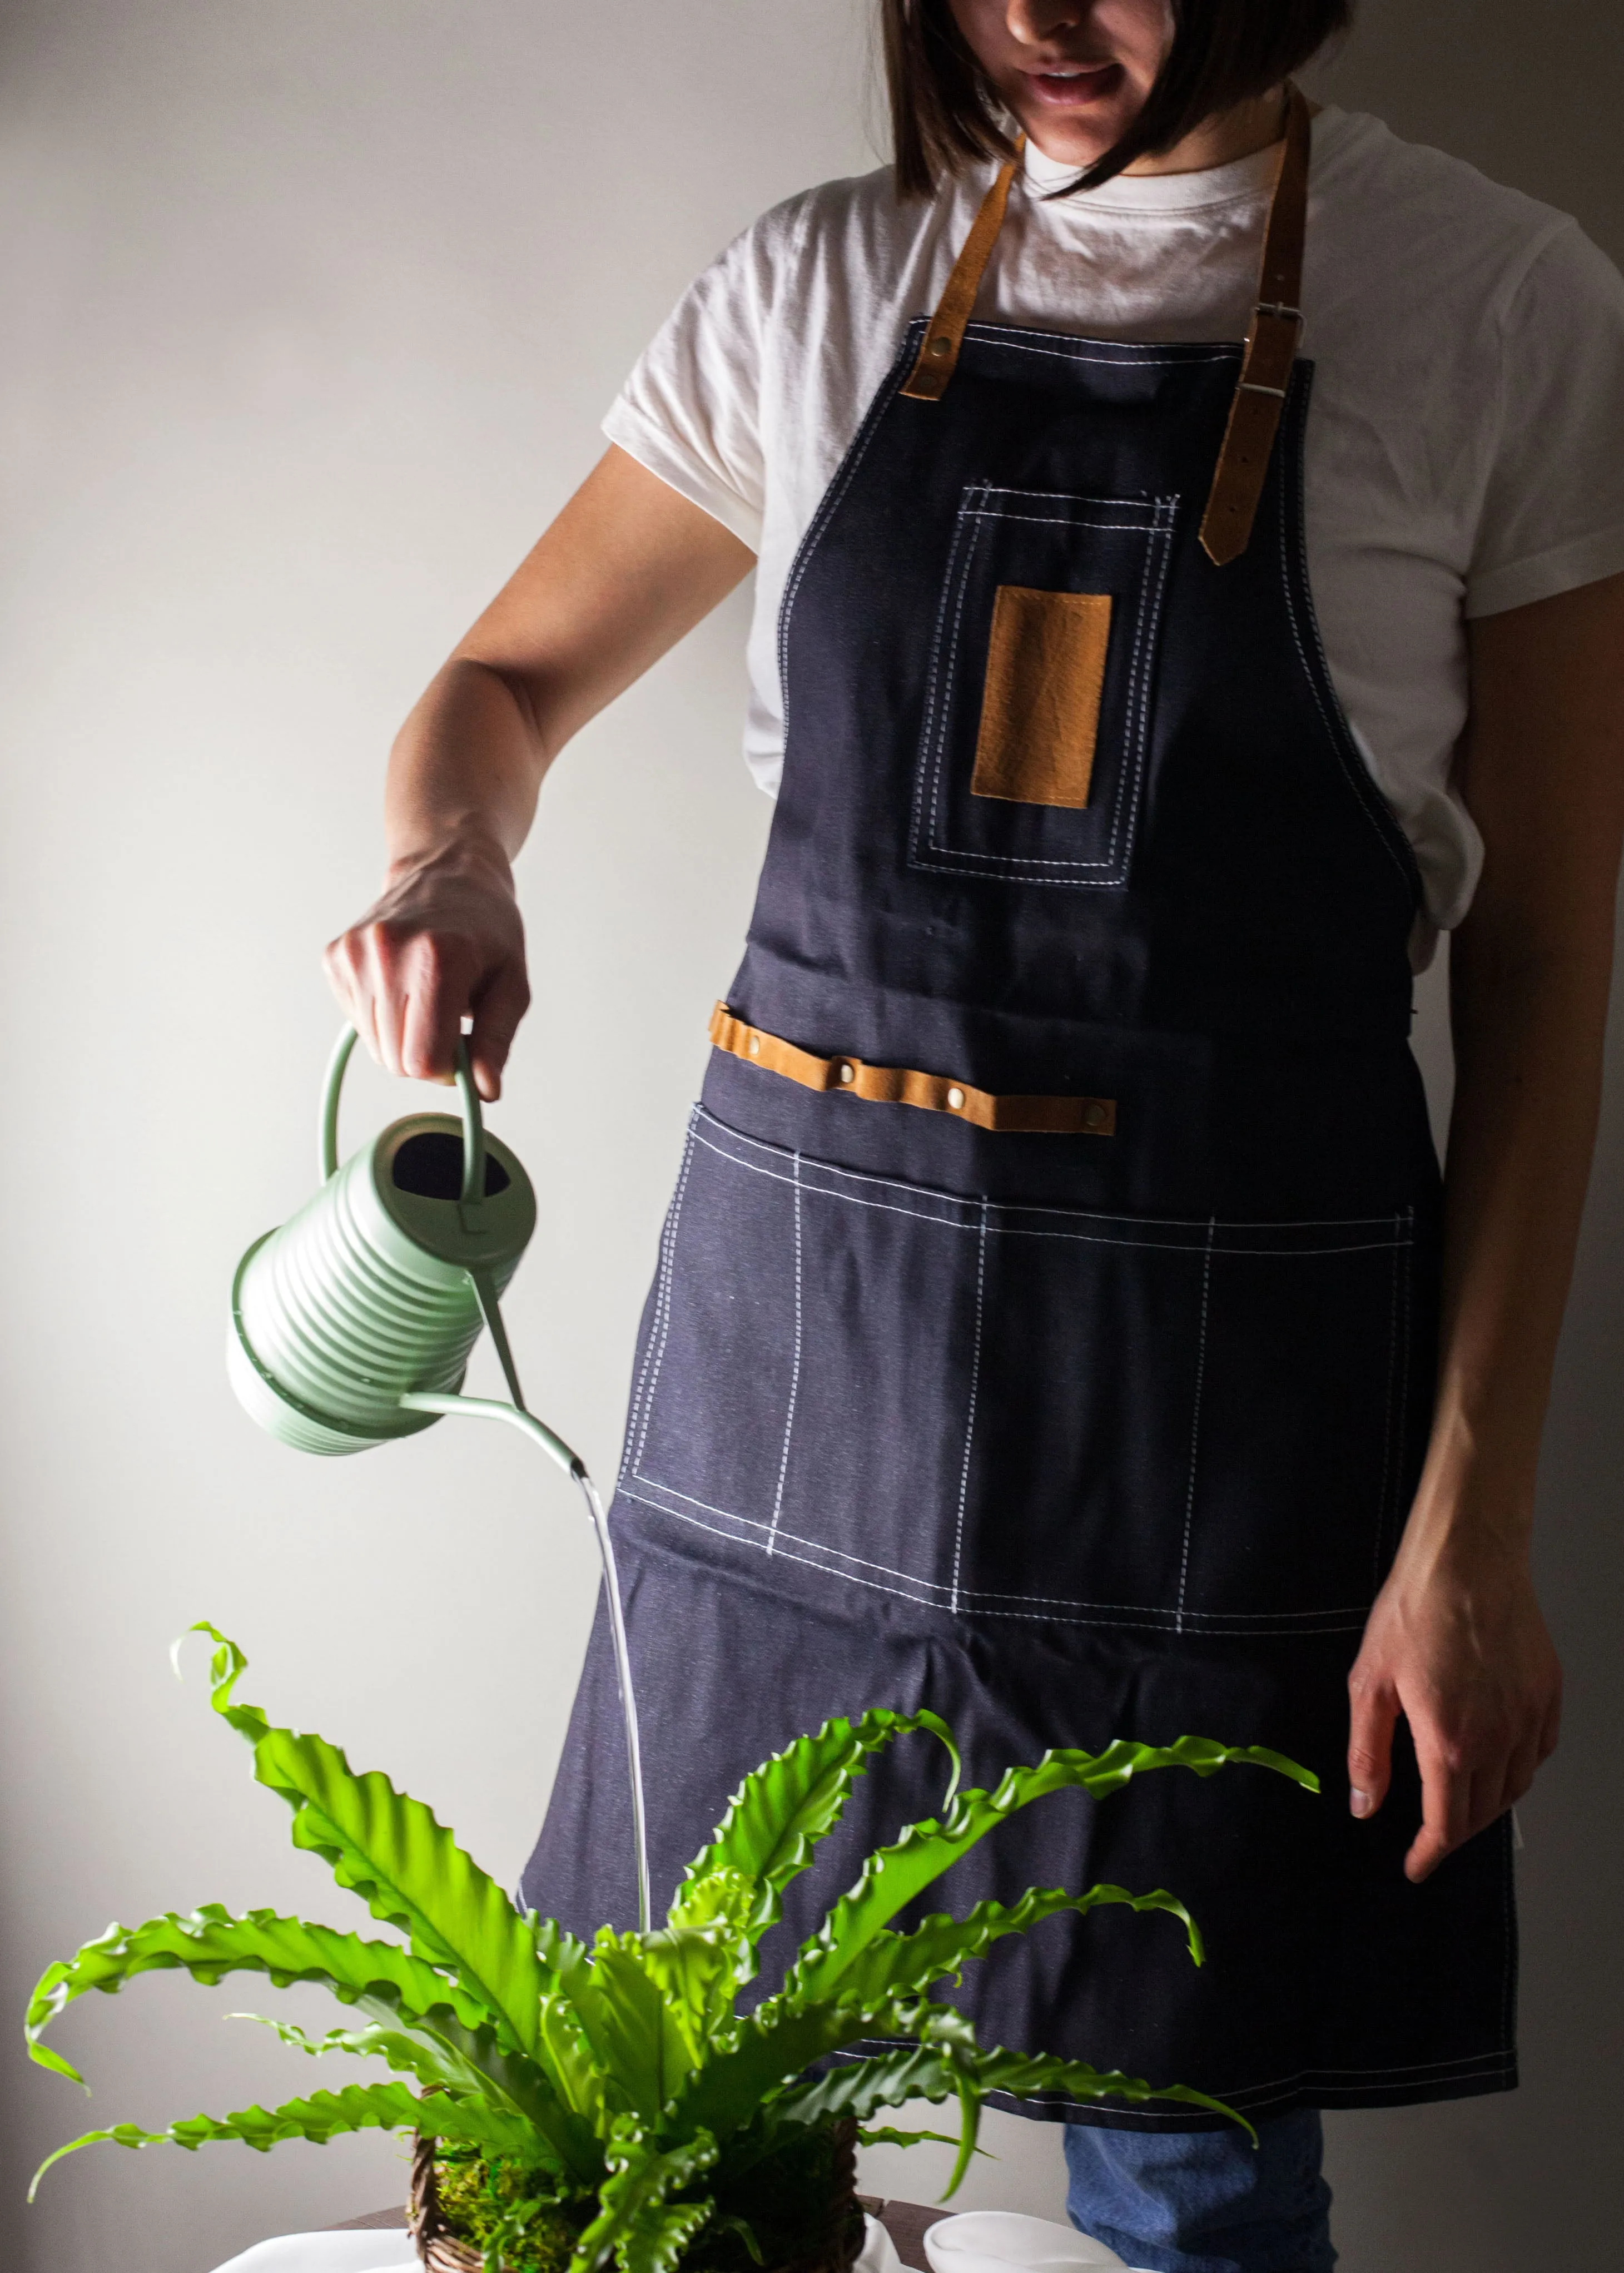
[971, 587, 1113, 808]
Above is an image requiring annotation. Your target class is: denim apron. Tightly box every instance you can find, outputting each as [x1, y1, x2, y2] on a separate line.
[523, 96, 1517, 2125]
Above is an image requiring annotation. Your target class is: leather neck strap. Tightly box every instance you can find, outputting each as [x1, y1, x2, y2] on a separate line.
[900, 86, 1311, 569]
[899, 139, 1024, 403]
[1199, 84, 1310, 564]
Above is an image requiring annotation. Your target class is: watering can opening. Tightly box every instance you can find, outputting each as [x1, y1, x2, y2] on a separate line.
[391, 1129, 513, 1203]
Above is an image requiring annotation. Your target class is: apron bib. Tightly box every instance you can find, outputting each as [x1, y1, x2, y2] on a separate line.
[523, 95, 1517, 2126]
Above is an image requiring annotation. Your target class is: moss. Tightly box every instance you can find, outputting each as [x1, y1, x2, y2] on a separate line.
[432, 2148, 592, 2273]
[433, 2123, 853, 2273]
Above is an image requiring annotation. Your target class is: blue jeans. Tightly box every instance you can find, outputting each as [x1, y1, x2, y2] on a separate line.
[1063, 2112, 1334, 2273]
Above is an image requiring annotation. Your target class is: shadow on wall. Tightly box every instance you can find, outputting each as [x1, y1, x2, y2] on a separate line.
[1307, 9, 1624, 2264]
[1307, 0, 1624, 266]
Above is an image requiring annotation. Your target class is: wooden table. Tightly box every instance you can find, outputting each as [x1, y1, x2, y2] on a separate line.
[330, 2197, 950, 2269]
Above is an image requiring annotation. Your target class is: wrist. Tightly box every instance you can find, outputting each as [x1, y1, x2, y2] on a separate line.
[384, 825, 515, 897]
[1406, 1394, 1539, 1550]
[1391, 1476, 1536, 1589]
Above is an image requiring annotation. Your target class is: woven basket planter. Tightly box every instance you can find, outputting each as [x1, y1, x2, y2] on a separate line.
[409, 2121, 866, 2273]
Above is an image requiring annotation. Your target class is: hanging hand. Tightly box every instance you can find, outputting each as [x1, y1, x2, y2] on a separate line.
[1346, 1536, 1561, 1882]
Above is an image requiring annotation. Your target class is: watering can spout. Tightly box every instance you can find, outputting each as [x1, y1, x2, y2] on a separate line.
[227, 1023, 649, 1931]
[227, 1026, 536, 1455]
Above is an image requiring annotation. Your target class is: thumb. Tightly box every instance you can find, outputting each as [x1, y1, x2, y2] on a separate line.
[1347, 1663, 1399, 1821]
[468, 959, 532, 1103]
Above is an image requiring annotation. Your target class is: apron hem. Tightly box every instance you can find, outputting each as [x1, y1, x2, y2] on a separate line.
[821, 2045, 1517, 2130]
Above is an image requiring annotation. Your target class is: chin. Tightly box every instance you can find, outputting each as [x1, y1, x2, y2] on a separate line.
[1009, 93, 1140, 167]
[1019, 119, 1122, 168]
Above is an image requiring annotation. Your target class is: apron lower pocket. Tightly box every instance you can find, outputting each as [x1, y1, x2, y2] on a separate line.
[620, 1108, 1429, 1637]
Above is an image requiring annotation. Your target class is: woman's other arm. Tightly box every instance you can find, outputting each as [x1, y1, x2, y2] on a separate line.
[1347, 569, 1624, 1879]
[324, 444, 755, 1098]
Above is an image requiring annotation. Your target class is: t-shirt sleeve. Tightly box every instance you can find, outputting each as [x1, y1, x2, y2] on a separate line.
[602, 220, 776, 554]
[1465, 220, 1624, 618]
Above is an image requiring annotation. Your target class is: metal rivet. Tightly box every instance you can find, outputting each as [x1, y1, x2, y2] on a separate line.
[748, 1035, 760, 1055]
[838, 1062, 855, 1085]
[947, 1087, 965, 1109]
[929, 335, 952, 358]
[1084, 1101, 1105, 1130]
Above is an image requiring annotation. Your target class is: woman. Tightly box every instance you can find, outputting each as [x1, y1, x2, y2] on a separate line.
[327, 4, 1624, 2267]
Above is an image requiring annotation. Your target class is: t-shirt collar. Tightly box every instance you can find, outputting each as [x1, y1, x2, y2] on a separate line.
[1020, 112, 1330, 210]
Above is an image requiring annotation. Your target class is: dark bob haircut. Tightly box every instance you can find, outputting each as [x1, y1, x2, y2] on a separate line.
[882, 0, 1352, 196]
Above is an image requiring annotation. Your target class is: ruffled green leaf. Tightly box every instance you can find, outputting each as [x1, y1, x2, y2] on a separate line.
[183, 1626, 548, 2068]
[228, 2009, 513, 2110]
[783, 1738, 1313, 2009]
[664, 1994, 972, 2151]
[670, 1710, 961, 1964]
[579, 1935, 697, 2121]
[530, 1920, 655, 2135]
[663, 2002, 878, 2143]
[967, 2047, 1253, 2140]
[785, 1882, 1201, 2018]
[29, 2081, 425, 2198]
[539, 1986, 618, 2137]
[772, 2043, 964, 2131]
[632, 1925, 741, 2064]
[569, 2117, 719, 2273]
[853, 2126, 960, 2152]
[776, 2037, 1249, 2144]
[24, 1905, 491, 2088]
[31, 2076, 565, 2200]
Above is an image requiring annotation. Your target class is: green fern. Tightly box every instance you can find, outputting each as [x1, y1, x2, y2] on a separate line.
[25, 1624, 1318, 2271]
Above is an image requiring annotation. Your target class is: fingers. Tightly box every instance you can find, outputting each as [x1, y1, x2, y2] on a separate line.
[1496, 1733, 1543, 1817]
[1404, 1728, 1475, 1882]
[322, 931, 371, 1050]
[324, 922, 407, 1073]
[398, 934, 480, 1085]
[324, 859, 528, 1091]
[469, 960, 533, 1103]
[324, 922, 503, 1086]
[1406, 1704, 1559, 1880]
[1346, 1662, 1399, 1822]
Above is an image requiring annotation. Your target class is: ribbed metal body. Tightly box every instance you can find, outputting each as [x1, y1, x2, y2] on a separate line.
[229, 1111, 535, 1456]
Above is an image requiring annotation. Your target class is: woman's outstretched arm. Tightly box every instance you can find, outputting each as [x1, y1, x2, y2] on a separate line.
[324, 444, 755, 1098]
[1347, 569, 1624, 1880]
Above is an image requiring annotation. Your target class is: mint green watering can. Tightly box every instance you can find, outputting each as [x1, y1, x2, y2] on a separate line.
[227, 1025, 649, 1925]
[229, 1025, 541, 1456]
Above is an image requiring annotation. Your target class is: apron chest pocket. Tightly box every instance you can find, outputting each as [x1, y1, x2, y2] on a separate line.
[619, 1110, 1431, 1637]
[911, 487, 1177, 890]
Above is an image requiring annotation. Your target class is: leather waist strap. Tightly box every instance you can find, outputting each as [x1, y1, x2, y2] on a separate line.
[708, 1005, 1115, 1136]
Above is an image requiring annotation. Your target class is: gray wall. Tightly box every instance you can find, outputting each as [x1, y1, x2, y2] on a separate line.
[1, 5, 1619, 2269]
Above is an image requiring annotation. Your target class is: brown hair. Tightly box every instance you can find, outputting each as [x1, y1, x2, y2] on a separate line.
[882, 0, 1351, 196]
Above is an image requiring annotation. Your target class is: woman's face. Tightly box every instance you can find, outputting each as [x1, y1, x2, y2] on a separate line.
[945, 0, 1175, 167]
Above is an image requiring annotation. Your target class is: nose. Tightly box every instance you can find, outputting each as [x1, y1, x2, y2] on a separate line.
[1004, 0, 1086, 43]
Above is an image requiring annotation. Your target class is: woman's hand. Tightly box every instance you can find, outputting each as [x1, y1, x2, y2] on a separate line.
[1347, 1534, 1561, 1882]
[325, 834, 528, 1103]
[325, 445, 754, 1099]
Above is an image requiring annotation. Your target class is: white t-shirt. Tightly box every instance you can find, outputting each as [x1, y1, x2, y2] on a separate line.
[604, 107, 1624, 957]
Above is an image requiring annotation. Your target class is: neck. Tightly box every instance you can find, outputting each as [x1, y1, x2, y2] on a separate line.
[1028, 87, 1294, 179]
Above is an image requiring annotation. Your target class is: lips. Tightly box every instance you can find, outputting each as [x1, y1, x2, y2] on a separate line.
[1024, 60, 1124, 107]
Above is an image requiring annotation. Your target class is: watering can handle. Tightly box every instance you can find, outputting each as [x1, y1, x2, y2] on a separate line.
[319, 1024, 487, 1205]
